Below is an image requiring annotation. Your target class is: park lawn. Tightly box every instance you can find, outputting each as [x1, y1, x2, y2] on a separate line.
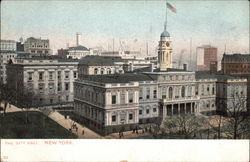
[0, 111, 77, 139]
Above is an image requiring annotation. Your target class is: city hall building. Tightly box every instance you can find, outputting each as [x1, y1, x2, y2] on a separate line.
[74, 28, 204, 135]
[73, 26, 248, 135]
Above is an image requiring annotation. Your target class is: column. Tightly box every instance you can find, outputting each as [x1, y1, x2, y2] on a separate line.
[178, 103, 180, 115]
[163, 105, 166, 117]
[184, 103, 187, 114]
[171, 104, 174, 116]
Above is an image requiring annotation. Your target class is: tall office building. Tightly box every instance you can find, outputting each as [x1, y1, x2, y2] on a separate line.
[197, 45, 217, 71]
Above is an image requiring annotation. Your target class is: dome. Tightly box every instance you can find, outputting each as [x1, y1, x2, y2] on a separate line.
[160, 30, 170, 37]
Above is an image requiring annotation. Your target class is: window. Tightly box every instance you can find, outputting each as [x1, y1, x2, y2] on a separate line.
[38, 83, 44, 93]
[129, 92, 133, 103]
[139, 110, 142, 115]
[120, 93, 126, 104]
[107, 68, 111, 74]
[212, 87, 215, 95]
[28, 72, 33, 81]
[129, 114, 133, 120]
[112, 95, 116, 104]
[120, 112, 126, 122]
[162, 87, 166, 99]
[146, 88, 150, 99]
[201, 85, 204, 95]
[74, 71, 77, 78]
[153, 108, 157, 112]
[49, 72, 53, 80]
[139, 88, 143, 100]
[188, 86, 192, 97]
[112, 115, 116, 122]
[169, 87, 173, 99]
[101, 68, 104, 74]
[65, 83, 69, 91]
[207, 87, 210, 92]
[57, 83, 61, 91]
[66, 95, 69, 101]
[181, 86, 185, 98]
[50, 99, 53, 104]
[58, 71, 61, 79]
[49, 83, 54, 93]
[65, 71, 69, 79]
[94, 68, 98, 74]
[146, 109, 150, 114]
[39, 72, 43, 80]
[153, 89, 157, 98]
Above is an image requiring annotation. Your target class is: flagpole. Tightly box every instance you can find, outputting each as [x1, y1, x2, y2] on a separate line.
[165, 1, 168, 31]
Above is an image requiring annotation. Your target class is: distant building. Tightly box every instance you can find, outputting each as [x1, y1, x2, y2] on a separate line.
[57, 48, 68, 59]
[78, 55, 124, 76]
[0, 40, 17, 84]
[67, 45, 90, 59]
[197, 45, 217, 71]
[7, 57, 78, 107]
[101, 50, 141, 59]
[24, 37, 52, 56]
[221, 53, 250, 75]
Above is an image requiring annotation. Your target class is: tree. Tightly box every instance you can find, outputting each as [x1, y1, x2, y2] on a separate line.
[162, 114, 204, 139]
[223, 93, 249, 139]
[0, 83, 16, 115]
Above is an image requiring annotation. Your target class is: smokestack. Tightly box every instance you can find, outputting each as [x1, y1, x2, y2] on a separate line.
[76, 32, 81, 46]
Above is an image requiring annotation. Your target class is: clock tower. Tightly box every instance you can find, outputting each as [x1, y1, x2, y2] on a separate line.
[158, 29, 172, 71]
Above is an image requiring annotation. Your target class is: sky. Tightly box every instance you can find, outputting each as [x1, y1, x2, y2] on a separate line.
[1, 0, 249, 62]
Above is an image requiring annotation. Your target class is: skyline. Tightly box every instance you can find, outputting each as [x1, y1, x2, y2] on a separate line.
[1, 1, 249, 59]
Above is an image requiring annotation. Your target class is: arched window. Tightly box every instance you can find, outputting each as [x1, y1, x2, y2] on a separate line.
[168, 87, 173, 99]
[100, 68, 104, 74]
[212, 86, 215, 95]
[107, 68, 111, 74]
[162, 87, 166, 99]
[201, 85, 204, 95]
[94, 68, 98, 74]
[181, 86, 185, 98]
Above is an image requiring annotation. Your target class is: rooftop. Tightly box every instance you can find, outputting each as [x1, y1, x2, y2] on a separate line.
[222, 53, 250, 62]
[79, 55, 123, 66]
[195, 71, 247, 80]
[82, 73, 157, 83]
[68, 45, 89, 51]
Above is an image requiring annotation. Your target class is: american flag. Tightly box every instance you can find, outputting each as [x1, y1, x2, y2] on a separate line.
[166, 2, 176, 13]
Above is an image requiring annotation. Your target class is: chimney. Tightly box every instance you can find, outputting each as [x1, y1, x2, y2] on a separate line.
[76, 32, 81, 46]
[183, 64, 187, 71]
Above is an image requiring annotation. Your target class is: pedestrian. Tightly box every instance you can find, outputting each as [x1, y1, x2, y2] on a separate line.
[142, 129, 144, 134]
[136, 129, 138, 134]
[76, 126, 78, 132]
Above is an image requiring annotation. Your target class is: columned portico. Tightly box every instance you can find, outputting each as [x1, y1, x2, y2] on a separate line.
[162, 101, 198, 117]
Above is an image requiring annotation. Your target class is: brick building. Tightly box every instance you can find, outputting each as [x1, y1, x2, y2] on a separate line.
[197, 45, 217, 71]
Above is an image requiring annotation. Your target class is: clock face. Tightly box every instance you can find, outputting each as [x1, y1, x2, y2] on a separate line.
[166, 42, 169, 47]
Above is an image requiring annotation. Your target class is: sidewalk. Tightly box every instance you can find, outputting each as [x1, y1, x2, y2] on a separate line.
[45, 111, 102, 139]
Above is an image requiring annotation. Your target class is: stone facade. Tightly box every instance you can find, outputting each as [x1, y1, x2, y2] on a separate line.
[0, 40, 17, 84]
[7, 58, 78, 107]
[24, 37, 51, 56]
[196, 78, 217, 115]
[74, 79, 139, 135]
[216, 77, 247, 113]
